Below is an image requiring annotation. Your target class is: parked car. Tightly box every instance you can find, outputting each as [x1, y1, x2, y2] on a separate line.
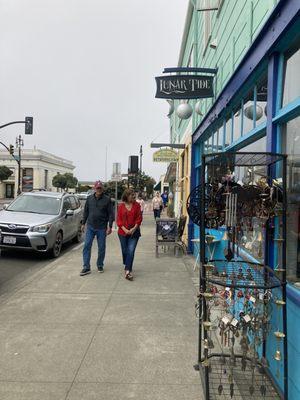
[78, 192, 89, 200]
[0, 191, 83, 258]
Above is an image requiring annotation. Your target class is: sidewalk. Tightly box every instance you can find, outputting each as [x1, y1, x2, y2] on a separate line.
[0, 214, 202, 400]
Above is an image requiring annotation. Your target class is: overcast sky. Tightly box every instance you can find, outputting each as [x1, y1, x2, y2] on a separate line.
[0, 0, 188, 182]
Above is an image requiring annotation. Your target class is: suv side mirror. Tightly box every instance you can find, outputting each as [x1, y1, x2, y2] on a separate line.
[3, 204, 9, 210]
[66, 209, 74, 217]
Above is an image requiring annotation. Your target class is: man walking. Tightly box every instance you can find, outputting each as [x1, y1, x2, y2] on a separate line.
[80, 180, 114, 276]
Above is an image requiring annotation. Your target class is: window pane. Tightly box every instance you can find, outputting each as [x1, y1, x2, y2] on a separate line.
[283, 47, 300, 107]
[256, 78, 267, 126]
[283, 116, 300, 281]
[225, 117, 231, 147]
[233, 104, 241, 142]
[212, 131, 217, 152]
[237, 136, 267, 261]
[243, 89, 255, 134]
[208, 135, 213, 153]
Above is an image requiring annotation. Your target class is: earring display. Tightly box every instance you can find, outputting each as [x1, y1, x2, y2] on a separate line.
[193, 152, 288, 400]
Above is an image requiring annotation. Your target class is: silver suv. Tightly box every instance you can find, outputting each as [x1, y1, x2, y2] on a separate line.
[0, 191, 83, 258]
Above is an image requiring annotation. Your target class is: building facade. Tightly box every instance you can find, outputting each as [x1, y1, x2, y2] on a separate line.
[0, 148, 75, 198]
[169, 0, 300, 398]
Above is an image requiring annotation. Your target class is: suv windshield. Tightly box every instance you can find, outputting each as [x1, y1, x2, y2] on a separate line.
[7, 195, 61, 215]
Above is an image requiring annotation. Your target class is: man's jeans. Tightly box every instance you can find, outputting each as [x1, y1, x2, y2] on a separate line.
[83, 225, 106, 269]
[118, 234, 139, 272]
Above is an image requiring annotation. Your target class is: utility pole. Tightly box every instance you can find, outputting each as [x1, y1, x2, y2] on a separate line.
[16, 135, 24, 195]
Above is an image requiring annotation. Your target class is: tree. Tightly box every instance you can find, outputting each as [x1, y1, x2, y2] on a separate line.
[0, 166, 13, 182]
[64, 173, 78, 191]
[52, 173, 78, 191]
[52, 174, 67, 191]
[128, 172, 156, 197]
[77, 184, 91, 193]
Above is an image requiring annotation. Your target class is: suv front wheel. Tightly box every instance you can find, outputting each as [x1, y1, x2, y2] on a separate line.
[51, 231, 63, 258]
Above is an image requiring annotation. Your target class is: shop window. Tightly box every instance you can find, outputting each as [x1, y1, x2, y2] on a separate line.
[22, 168, 33, 192]
[208, 135, 213, 153]
[212, 130, 217, 152]
[282, 116, 300, 281]
[232, 104, 241, 142]
[238, 136, 267, 261]
[282, 47, 300, 107]
[44, 170, 48, 189]
[256, 78, 267, 126]
[225, 116, 231, 147]
[243, 89, 255, 134]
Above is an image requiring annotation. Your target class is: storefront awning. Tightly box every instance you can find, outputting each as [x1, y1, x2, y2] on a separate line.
[153, 181, 161, 192]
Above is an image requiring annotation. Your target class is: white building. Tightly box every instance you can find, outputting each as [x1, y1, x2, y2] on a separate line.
[0, 148, 75, 199]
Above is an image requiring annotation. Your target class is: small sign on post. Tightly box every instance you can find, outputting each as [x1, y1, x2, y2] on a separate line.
[153, 148, 179, 163]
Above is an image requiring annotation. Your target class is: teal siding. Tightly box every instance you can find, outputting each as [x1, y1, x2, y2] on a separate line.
[172, 0, 279, 143]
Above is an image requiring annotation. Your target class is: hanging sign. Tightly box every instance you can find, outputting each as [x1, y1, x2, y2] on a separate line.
[153, 148, 178, 163]
[155, 75, 214, 100]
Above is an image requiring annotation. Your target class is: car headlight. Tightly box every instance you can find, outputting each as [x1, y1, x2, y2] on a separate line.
[31, 223, 52, 233]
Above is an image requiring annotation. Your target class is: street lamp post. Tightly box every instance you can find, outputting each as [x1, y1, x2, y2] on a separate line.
[0, 117, 33, 135]
[16, 135, 24, 195]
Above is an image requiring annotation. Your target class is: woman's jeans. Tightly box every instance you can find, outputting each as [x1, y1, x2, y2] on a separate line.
[153, 209, 161, 219]
[83, 225, 106, 269]
[118, 234, 139, 272]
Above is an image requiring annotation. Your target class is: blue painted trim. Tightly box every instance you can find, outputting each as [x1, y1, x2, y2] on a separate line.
[267, 53, 280, 153]
[224, 122, 266, 151]
[193, 0, 300, 144]
[272, 96, 300, 124]
[276, 53, 285, 112]
[287, 284, 300, 306]
[188, 142, 197, 252]
[241, 99, 244, 136]
[253, 85, 257, 129]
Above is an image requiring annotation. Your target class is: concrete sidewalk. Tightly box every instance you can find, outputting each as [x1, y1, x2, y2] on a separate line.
[0, 215, 201, 400]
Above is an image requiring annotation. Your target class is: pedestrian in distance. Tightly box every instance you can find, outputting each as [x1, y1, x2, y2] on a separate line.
[136, 193, 145, 215]
[117, 189, 142, 281]
[80, 180, 114, 276]
[152, 191, 163, 219]
[161, 190, 168, 209]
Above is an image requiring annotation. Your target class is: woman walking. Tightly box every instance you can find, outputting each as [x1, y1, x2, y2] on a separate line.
[117, 189, 143, 280]
[136, 193, 145, 215]
[152, 191, 163, 219]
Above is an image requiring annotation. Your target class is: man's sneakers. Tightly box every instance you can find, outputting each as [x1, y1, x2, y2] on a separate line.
[80, 268, 91, 276]
[80, 267, 104, 276]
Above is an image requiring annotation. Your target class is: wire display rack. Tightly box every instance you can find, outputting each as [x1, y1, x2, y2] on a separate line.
[195, 152, 288, 400]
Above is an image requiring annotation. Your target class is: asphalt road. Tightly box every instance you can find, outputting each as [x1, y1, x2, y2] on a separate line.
[0, 240, 82, 297]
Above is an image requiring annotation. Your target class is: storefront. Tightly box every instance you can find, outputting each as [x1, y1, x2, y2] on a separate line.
[191, 1, 300, 398]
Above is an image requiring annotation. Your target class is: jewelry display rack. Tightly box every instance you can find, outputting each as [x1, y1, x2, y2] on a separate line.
[195, 152, 288, 400]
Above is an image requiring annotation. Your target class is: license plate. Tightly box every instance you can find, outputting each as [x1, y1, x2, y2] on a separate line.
[3, 236, 16, 244]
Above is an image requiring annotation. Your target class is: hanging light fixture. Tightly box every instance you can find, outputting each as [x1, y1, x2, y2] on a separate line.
[176, 101, 193, 120]
[244, 104, 263, 120]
